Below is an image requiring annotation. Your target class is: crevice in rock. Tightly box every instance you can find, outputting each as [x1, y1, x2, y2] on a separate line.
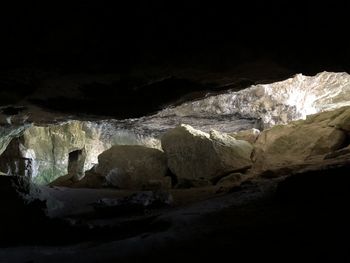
[68, 148, 86, 182]
[0, 137, 32, 177]
[165, 168, 177, 187]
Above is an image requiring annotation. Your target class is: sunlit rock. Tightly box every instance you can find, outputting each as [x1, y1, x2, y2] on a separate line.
[3, 120, 161, 184]
[3, 72, 350, 185]
[229, 128, 260, 143]
[93, 145, 171, 189]
[156, 72, 350, 129]
[161, 124, 253, 184]
[20, 121, 86, 184]
[252, 107, 350, 172]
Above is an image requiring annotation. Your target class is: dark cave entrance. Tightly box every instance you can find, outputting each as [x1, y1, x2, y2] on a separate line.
[68, 148, 86, 181]
[0, 138, 33, 178]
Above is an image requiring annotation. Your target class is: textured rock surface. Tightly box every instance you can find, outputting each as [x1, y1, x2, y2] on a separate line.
[0, 125, 28, 156]
[2, 72, 350, 184]
[230, 128, 260, 143]
[2, 120, 161, 184]
[20, 121, 86, 184]
[161, 124, 253, 183]
[94, 145, 170, 189]
[156, 72, 350, 129]
[252, 107, 350, 172]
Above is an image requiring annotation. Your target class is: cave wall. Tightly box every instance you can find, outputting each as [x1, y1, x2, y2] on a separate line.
[2, 121, 160, 184]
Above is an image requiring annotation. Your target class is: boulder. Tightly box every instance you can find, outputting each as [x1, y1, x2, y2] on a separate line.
[161, 124, 253, 184]
[252, 107, 350, 172]
[94, 145, 171, 190]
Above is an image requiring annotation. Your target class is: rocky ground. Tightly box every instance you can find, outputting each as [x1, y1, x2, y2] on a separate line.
[1, 162, 350, 262]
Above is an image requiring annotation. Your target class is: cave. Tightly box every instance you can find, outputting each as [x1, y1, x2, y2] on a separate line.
[1, 2, 350, 262]
[68, 149, 86, 181]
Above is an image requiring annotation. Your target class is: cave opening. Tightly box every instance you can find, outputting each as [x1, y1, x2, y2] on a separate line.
[68, 148, 86, 182]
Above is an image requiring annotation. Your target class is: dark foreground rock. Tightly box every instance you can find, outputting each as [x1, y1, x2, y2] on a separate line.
[95, 145, 171, 189]
[92, 191, 173, 217]
[276, 163, 350, 205]
[0, 176, 47, 222]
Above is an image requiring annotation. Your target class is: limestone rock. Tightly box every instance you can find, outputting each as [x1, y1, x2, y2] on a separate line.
[157, 72, 350, 129]
[14, 120, 161, 185]
[94, 145, 170, 189]
[230, 128, 260, 143]
[20, 121, 86, 184]
[161, 124, 253, 183]
[252, 107, 350, 172]
[0, 125, 28, 157]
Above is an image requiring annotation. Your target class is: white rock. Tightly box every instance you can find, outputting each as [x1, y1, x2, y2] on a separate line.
[156, 72, 350, 129]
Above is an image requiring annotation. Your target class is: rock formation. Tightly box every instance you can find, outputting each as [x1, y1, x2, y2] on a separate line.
[252, 106, 350, 173]
[0, 120, 161, 184]
[155, 72, 350, 129]
[2, 72, 350, 186]
[161, 124, 253, 184]
[92, 145, 171, 189]
[229, 128, 260, 144]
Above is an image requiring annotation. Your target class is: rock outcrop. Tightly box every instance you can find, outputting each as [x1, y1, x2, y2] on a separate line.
[161, 124, 253, 184]
[3, 72, 350, 185]
[21, 121, 87, 184]
[0, 125, 28, 157]
[252, 106, 350, 173]
[92, 145, 171, 189]
[1, 120, 161, 185]
[156, 72, 350, 129]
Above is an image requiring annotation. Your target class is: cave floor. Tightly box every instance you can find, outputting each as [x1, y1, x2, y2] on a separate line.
[1, 175, 349, 263]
